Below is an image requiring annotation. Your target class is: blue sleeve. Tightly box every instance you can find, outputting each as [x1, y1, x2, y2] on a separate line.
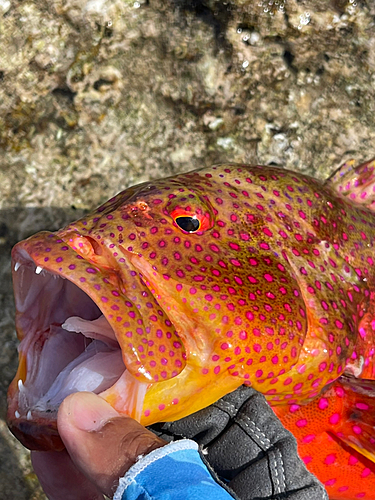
[113, 439, 235, 500]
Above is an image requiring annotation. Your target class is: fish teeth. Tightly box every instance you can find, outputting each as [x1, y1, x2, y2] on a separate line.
[26, 410, 32, 421]
[14, 262, 21, 272]
[35, 266, 43, 274]
[17, 379, 29, 410]
[15, 411, 20, 419]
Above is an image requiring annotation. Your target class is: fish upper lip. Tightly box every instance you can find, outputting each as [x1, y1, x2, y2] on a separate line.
[11, 229, 186, 381]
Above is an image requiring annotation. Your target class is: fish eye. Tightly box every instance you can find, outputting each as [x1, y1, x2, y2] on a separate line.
[175, 216, 200, 233]
[169, 198, 214, 233]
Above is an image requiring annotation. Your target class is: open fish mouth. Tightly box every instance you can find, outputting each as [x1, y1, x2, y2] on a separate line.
[7, 247, 129, 451]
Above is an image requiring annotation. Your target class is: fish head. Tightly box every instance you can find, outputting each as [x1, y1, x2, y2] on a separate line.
[7, 165, 307, 451]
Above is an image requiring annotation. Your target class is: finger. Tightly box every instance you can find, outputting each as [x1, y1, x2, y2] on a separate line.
[58, 391, 166, 498]
[31, 449, 104, 500]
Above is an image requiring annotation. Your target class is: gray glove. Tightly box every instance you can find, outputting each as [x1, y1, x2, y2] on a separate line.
[149, 385, 328, 500]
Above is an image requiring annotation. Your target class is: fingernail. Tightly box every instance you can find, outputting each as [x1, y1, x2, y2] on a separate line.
[63, 392, 120, 432]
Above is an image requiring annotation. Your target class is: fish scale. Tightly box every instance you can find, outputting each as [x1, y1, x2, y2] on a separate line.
[7, 160, 375, 499]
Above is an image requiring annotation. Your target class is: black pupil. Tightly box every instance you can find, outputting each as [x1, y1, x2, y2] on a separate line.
[176, 216, 200, 232]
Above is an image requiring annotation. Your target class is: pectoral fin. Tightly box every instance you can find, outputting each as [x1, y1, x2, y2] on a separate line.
[274, 386, 375, 499]
[275, 376, 375, 464]
[328, 376, 375, 463]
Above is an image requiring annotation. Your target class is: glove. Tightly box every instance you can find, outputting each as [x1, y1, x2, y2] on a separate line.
[149, 385, 328, 500]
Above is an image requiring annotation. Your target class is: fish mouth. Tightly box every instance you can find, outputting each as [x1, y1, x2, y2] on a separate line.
[7, 244, 130, 451]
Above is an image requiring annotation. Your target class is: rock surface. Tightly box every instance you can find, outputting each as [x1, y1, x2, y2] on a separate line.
[1, 0, 375, 497]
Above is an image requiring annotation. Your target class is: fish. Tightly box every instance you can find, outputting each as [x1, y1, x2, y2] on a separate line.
[7, 159, 375, 499]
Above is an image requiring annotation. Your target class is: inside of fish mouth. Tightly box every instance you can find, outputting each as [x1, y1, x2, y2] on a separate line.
[12, 255, 126, 421]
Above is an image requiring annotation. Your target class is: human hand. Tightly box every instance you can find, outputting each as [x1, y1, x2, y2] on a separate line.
[31, 387, 328, 500]
[31, 392, 167, 500]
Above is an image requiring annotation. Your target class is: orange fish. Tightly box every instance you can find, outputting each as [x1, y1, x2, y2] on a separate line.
[7, 159, 375, 499]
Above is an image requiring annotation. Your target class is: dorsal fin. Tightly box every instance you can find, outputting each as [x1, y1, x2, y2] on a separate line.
[326, 158, 375, 211]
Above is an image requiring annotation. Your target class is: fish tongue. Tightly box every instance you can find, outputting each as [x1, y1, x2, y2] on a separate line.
[62, 315, 118, 348]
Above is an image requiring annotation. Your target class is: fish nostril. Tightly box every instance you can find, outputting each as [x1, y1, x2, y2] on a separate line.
[123, 201, 152, 220]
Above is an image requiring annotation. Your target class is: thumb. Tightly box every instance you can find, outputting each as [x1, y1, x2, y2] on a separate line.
[58, 392, 167, 498]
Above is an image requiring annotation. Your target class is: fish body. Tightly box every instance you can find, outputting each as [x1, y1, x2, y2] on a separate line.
[7, 160, 375, 498]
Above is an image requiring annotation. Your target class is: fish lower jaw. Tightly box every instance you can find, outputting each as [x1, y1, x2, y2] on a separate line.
[7, 369, 147, 452]
[8, 343, 128, 451]
[7, 356, 129, 452]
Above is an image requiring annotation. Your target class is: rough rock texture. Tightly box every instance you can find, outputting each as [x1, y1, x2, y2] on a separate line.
[1, 0, 375, 497]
